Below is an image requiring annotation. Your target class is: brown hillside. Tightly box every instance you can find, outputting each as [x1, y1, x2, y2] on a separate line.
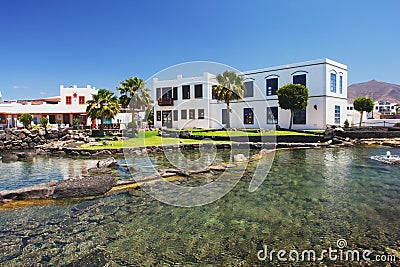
[348, 80, 400, 103]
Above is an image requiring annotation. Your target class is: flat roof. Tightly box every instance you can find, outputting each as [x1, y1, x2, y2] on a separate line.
[243, 58, 348, 75]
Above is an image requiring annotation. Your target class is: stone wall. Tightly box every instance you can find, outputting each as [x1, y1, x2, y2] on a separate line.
[0, 128, 91, 151]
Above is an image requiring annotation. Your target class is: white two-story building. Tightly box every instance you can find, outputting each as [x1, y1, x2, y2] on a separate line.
[152, 58, 348, 130]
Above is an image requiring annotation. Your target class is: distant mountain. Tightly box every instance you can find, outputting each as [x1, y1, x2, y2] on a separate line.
[348, 80, 400, 103]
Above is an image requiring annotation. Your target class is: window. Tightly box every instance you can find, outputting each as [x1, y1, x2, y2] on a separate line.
[339, 75, 343, 94]
[173, 87, 178, 100]
[293, 74, 306, 86]
[211, 85, 217, 99]
[0, 114, 5, 124]
[244, 81, 254, 97]
[156, 88, 161, 99]
[189, 109, 195, 119]
[162, 87, 172, 99]
[181, 109, 187, 119]
[330, 73, 337, 93]
[222, 109, 227, 124]
[156, 111, 161, 121]
[182, 85, 190, 99]
[267, 107, 278, 124]
[66, 96, 72, 105]
[334, 105, 340, 124]
[79, 96, 85, 105]
[198, 109, 204, 119]
[293, 110, 306, 124]
[195, 84, 203, 98]
[243, 108, 254, 124]
[49, 115, 56, 124]
[266, 78, 278, 96]
[173, 110, 178, 121]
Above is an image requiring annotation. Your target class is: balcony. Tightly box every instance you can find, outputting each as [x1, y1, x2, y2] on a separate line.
[158, 98, 173, 106]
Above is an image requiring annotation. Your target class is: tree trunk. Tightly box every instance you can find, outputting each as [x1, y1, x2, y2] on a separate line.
[359, 111, 364, 127]
[100, 116, 105, 137]
[226, 101, 231, 129]
[131, 110, 137, 138]
[289, 110, 294, 130]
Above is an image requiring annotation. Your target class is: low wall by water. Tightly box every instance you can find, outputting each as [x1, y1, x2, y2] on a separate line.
[0, 128, 92, 151]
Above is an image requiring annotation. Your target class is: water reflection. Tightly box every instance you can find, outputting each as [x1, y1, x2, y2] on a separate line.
[0, 147, 399, 266]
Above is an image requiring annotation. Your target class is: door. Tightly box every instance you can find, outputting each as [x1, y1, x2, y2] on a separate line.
[162, 110, 172, 128]
[63, 114, 70, 124]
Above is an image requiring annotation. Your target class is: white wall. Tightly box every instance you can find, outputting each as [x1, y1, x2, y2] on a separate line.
[152, 59, 348, 130]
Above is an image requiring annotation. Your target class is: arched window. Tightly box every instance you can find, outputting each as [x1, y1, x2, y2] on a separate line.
[291, 71, 307, 87]
[265, 75, 279, 96]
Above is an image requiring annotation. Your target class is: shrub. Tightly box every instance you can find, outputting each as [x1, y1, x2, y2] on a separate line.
[18, 113, 33, 129]
[40, 116, 49, 129]
[344, 119, 349, 128]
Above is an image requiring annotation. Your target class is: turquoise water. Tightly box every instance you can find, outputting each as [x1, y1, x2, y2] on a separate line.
[0, 147, 399, 266]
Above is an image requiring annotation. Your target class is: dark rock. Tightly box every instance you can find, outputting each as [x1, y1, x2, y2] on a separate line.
[2, 153, 19, 162]
[0, 181, 57, 200]
[52, 174, 115, 198]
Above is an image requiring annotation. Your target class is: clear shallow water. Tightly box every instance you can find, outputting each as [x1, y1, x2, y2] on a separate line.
[0, 147, 399, 266]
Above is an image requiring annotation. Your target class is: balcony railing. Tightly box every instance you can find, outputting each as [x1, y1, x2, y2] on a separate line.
[158, 98, 173, 106]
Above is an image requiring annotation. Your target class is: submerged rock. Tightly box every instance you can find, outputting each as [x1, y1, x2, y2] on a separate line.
[1, 153, 18, 162]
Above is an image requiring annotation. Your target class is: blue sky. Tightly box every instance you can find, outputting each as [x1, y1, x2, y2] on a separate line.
[0, 0, 399, 99]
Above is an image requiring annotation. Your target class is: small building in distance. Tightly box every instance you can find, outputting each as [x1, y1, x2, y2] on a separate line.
[0, 85, 97, 129]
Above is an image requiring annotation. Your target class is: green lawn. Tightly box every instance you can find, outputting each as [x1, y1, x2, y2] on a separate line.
[81, 131, 226, 149]
[186, 130, 318, 137]
[80, 129, 320, 149]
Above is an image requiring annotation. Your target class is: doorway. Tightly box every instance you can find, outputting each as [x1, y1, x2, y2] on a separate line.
[162, 110, 172, 128]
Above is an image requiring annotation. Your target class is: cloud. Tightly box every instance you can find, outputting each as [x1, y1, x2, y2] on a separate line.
[13, 85, 29, 89]
[39, 91, 48, 95]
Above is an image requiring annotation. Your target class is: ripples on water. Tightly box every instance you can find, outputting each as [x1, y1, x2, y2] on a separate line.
[0, 147, 399, 266]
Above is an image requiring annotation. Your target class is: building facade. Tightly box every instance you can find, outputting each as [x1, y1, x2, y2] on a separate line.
[153, 58, 348, 130]
[0, 85, 97, 128]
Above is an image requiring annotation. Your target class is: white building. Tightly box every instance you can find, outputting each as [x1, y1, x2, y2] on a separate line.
[153, 58, 348, 130]
[0, 85, 97, 128]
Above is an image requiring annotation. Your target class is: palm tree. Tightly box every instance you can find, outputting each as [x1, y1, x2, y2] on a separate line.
[86, 89, 120, 136]
[213, 70, 246, 128]
[116, 77, 151, 137]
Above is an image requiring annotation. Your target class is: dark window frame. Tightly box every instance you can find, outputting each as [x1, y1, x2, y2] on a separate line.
[182, 85, 190, 99]
[181, 109, 187, 120]
[156, 111, 161, 121]
[330, 73, 337, 93]
[267, 107, 278, 124]
[198, 109, 205, 119]
[222, 109, 227, 124]
[266, 78, 278, 96]
[189, 109, 195, 119]
[173, 87, 178, 100]
[194, 84, 203, 99]
[243, 108, 254, 125]
[293, 74, 306, 86]
[244, 81, 254, 98]
[173, 110, 178, 121]
[334, 105, 340, 124]
[293, 110, 306, 125]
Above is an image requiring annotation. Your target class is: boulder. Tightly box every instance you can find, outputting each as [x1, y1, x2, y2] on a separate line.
[96, 157, 119, 168]
[52, 174, 115, 198]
